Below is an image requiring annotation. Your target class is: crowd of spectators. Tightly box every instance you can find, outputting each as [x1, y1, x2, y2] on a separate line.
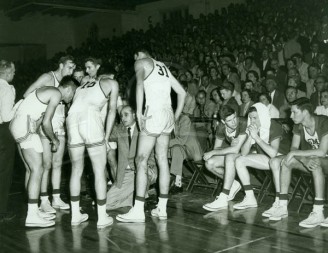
[12, 0, 328, 117]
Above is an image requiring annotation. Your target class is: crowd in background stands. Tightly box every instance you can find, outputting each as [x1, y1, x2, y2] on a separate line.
[13, 0, 328, 116]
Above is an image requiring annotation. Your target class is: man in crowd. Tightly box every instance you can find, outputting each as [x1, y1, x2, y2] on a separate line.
[0, 60, 16, 222]
[116, 48, 186, 222]
[106, 105, 157, 210]
[169, 113, 203, 194]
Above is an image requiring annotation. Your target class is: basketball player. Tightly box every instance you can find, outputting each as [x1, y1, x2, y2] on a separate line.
[10, 77, 77, 227]
[23, 55, 76, 214]
[116, 48, 186, 222]
[67, 57, 118, 229]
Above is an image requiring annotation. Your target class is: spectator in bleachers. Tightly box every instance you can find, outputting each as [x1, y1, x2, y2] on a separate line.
[233, 103, 290, 211]
[304, 41, 320, 65]
[199, 74, 217, 102]
[219, 82, 240, 115]
[221, 64, 241, 93]
[168, 113, 203, 194]
[270, 58, 287, 92]
[306, 64, 320, 98]
[209, 67, 222, 87]
[181, 81, 196, 116]
[287, 67, 307, 94]
[292, 53, 309, 83]
[310, 75, 328, 107]
[259, 93, 280, 118]
[239, 56, 260, 82]
[269, 98, 328, 228]
[279, 86, 298, 118]
[314, 89, 328, 116]
[239, 89, 254, 117]
[246, 70, 262, 93]
[265, 75, 286, 110]
[260, 49, 271, 78]
[185, 70, 198, 97]
[284, 31, 302, 60]
[210, 88, 222, 116]
[317, 53, 328, 78]
[202, 106, 246, 211]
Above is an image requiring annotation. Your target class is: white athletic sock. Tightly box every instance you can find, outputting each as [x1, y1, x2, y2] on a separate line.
[28, 203, 39, 216]
[97, 204, 107, 220]
[158, 197, 168, 210]
[279, 200, 288, 206]
[71, 201, 80, 217]
[175, 176, 182, 187]
[134, 200, 145, 212]
[245, 190, 255, 198]
[275, 196, 279, 203]
[52, 193, 60, 200]
[41, 196, 49, 203]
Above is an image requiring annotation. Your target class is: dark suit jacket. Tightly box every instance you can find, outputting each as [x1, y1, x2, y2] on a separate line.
[304, 52, 318, 65]
[260, 59, 271, 77]
[239, 101, 254, 117]
[310, 91, 321, 107]
[169, 115, 203, 161]
[271, 90, 286, 111]
[109, 123, 155, 188]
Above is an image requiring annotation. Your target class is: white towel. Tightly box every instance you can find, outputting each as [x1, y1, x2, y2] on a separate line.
[247, 102, 271, 144]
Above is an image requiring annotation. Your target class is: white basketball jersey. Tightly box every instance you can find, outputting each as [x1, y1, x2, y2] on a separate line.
[144, 58, 172, 109]
[69, 77, 108, 114]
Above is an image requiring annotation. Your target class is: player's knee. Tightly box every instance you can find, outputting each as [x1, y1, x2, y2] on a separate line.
[155, 152, 167, 163]
[235, 156, 244, 169]
[43, 161, 51, 171]
[205, 159, 215, 171]
[135, 154, 148, 167]
[269, 158, 280, 172]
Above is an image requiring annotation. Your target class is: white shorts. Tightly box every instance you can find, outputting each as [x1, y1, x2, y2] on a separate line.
[67, 110, 105, 148]
[10, 114, 43, 153]
[142, 106, 174, 137]
[39, 116, 65, 138]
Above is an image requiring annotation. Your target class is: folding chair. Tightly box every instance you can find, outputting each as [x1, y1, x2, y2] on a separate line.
[185, 159, 221, 196]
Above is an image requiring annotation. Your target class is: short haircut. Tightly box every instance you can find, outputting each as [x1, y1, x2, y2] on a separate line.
[321, 89, 328, 94]
[260, 92, 272, 103]
[85, 57, 102, 66]
[247, 70, 259, 80]
[290, 97, 314, 114]
[73, 66, 84, 73]
[291, 53, 302, 60]
[59, 76, 79, 89]
[241, 88, 252, 98]
[219, 105, 235, 120]
[58, 55, 74, 65]
[0, 60, 14, 75]
[285, 86, 297, 93]
[219, 81, 234, 92]
[134, 46, 151, 56]
[120, 105, 134, 114]
[248, 106, 257, 114]
[196, 90, 206, 97]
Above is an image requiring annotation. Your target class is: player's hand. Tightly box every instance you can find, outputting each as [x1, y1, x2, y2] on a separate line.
[51, 138, 60, 153]
[303, 157, 321, 171]
[203, 151, 214, 161]
[137, 114, 152, 129]
[247, 124, 259, 139]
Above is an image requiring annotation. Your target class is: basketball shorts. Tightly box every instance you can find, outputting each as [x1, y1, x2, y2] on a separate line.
[10, 114, 43, 153]
[39, 116, 65, 138]
[67, 110, 105, 148]
[141, 106, 174, 137]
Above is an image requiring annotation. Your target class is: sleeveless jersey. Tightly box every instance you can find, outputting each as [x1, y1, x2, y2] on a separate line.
[50, 71, 65, 118]
[15, 90, 47, 121]
[144, 58, 172, 109]
[69, 77, 108, 114]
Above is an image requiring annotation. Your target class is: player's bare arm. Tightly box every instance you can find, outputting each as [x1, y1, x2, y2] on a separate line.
[23, 73, 53, 98]
[100, 78, 119, 140]
[135, 59, 146, 125]
[171, 76, 186, 120]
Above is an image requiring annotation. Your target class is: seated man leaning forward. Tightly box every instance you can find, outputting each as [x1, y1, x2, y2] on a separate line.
[233, 103, 290, 210]
[202, 105, 247, 211]
[169, 113, 203, 194]
[268, 98, 328, 229]
[10, 76, 78, 227]
[106, 105, 157, 210]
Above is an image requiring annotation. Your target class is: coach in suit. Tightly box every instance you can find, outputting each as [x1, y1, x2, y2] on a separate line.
[265, 74, 286, 111]
[106, 105, 156, 210]
[169, 114, 203, 194]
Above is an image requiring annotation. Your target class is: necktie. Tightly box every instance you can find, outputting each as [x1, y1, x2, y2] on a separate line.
[128, 127, 132, 147]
